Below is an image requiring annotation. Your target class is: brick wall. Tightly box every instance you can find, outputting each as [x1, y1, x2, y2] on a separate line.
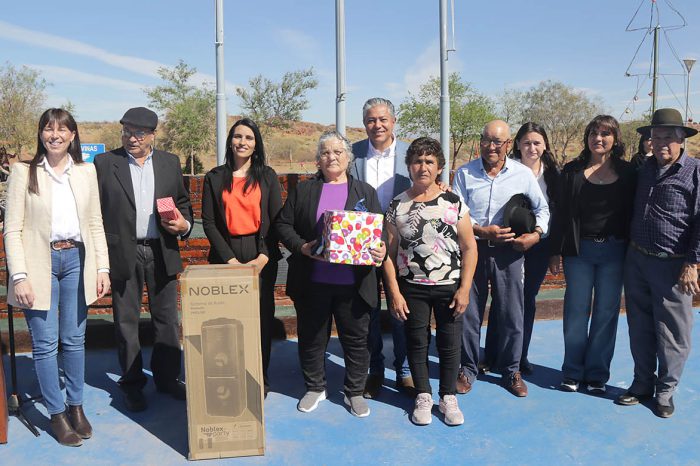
[0, 173, 565, 319]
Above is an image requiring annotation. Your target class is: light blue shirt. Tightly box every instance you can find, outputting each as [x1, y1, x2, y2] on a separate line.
[128, 151, 159, 240]
[452, 157, 550, 235]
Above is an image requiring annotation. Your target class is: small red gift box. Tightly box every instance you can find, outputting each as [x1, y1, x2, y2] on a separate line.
[157, 197, 178, 221]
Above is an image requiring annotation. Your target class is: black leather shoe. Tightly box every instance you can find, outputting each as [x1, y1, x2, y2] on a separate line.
[157, 380, 186, 401]
[123, 388, 148, 412]
[616, 391, 651, 406]
[50, 411, 83, 447]
[67, 405, 93, 439]
[655, 398, 674, 418]
[520, 358, 534, 375]
[363, 374, 383, 399]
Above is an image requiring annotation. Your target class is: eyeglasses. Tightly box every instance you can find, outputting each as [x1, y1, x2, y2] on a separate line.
[121, 129, 152, 140]
[480, 137, 510, 148]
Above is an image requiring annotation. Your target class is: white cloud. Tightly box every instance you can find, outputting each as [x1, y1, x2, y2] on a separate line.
[28, 65, 144, 91]
[275, 28, 319, 60]
[0, 20, 237, 90]
[393, 40, 464, 99]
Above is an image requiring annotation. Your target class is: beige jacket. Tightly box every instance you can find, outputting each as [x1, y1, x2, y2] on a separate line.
[4, 162, 109, 310]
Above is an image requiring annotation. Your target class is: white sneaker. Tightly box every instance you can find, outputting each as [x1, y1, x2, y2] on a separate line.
[439, 394, 464, 426]
[412, 393, 433, 425]
[297, 390, 326, 413]
[344, 394, 370, 417]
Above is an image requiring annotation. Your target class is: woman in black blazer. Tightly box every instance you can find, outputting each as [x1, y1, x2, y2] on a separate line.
[549, 115, 637, 394]
[276, 130, 385, 418]
[201, 118, 282, 395]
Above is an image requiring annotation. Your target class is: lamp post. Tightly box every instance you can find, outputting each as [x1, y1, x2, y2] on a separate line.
[683, 58, 696, 124]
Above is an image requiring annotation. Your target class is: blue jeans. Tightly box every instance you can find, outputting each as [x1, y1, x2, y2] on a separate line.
[562, 239, 625, 383]
[24, 247, 87, 415]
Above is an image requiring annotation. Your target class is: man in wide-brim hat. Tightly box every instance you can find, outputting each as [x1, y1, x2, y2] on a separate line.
[618, 107, 700, 418]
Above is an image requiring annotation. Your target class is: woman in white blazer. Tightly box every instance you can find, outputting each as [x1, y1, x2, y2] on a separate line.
[4, 108, 110, 447]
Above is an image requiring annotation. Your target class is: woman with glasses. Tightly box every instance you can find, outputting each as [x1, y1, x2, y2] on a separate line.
[201, 118, 282, 397]
[549, 115, 636, 394]
[4, 108, 110, 446]
[276, 130, 385, 418]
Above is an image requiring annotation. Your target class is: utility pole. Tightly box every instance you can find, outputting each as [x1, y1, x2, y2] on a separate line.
[335, 0, 346, 136]
[215, 0, 226, 166]
[651, 25, 660, 113]
[439, 0, 450, 185]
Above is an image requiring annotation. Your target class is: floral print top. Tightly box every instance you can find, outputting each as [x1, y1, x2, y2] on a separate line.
[386, 191, 469, 285]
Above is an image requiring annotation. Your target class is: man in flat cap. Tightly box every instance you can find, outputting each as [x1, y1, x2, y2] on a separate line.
[94, 107, 193, 411]
[618, 108, 700, 418]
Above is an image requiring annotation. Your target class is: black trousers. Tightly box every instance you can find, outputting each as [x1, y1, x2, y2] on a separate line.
[294, 284, 371, 397]
[229, 234, 277, 391]
[400, 281, 462, 397]
[112, 243, 181, 390]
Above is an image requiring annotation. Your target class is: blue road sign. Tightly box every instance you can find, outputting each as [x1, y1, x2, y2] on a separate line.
[80, 143, 106, 163]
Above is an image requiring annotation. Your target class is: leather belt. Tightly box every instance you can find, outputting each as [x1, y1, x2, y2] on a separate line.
[136, 238, 157, 246]
[50, 239, 82, 251]
[630, 241, 684, 260]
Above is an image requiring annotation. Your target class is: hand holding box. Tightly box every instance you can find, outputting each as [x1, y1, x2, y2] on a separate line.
[157, 197, 178, 221]
[322, 210, 383, 265]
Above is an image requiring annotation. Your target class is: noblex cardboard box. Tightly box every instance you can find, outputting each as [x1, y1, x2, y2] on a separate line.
[180, 264, 264, 460]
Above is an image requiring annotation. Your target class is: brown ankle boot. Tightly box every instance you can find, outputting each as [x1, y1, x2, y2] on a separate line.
[67, 405, 93, 439]
[50, 412, 83, 447]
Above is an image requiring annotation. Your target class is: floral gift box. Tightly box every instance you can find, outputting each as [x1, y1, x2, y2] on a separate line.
[320, 210, 383, 265]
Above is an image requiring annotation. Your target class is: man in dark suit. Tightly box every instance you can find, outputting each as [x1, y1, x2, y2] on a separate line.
[94, 107, 193, 412]
[350, 97, 412, 399]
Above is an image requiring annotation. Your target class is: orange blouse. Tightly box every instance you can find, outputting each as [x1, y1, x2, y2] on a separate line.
[222, 177, 262, 236]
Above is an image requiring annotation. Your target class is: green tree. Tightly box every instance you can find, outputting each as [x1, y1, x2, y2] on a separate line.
[497, 88, 525, 128]
[398, 73, 496, 169]
[146, 60, 215, 175]
[237, 68, 318, 130]
[0, 62, 47, 156]
[519, 80, 604, 161]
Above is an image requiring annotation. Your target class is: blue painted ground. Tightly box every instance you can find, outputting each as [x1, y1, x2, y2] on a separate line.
[2, 314, 700, 465]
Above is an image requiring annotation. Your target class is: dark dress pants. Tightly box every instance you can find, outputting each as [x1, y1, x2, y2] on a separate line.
[461, 242, 525, 382]
[112, 243, 181, 390]
[484, 237, 551, 366]
[295, 284, 371, 397]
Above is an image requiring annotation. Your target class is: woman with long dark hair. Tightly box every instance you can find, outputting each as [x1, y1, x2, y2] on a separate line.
[4, 108, 110, 446]
[201, 118, 282, 396]
[550, 115, 636, 394]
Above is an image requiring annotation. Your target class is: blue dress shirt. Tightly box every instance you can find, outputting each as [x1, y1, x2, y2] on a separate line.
[452, 157, 550, 234]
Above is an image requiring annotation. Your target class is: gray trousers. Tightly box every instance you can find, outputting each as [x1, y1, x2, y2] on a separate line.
[461, 242, 524, 381]
[623, 247, 693, 404]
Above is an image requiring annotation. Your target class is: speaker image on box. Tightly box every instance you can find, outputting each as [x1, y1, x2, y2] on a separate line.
[201, 318, 246, 417]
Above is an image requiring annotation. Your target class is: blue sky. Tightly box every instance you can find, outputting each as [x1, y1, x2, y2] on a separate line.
[1, 0, 699, 127]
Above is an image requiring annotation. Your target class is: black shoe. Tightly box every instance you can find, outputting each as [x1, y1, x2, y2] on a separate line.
[655, 398, 674, 418]
[363, 374, 383, 399]
[616, 390, 651, 406]
[157, 380, 187, 401]
[50, 411, 83, 447]
[520, 358, 534, 375]
[477, 361, 491, 375]
[123, 388, 148, 412]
